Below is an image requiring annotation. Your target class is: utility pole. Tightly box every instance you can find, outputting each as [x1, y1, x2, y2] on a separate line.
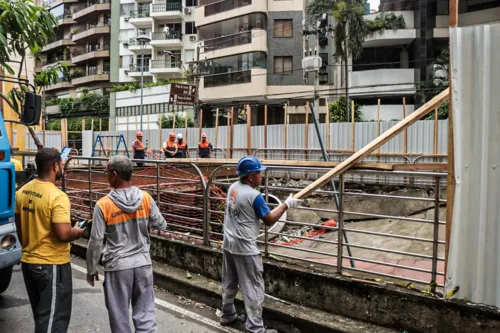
[194, 45, 201, 126]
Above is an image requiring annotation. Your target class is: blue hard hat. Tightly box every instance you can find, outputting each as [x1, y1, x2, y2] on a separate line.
[237, 156, 266, 175]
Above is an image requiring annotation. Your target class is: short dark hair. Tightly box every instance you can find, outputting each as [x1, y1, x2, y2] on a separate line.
[35, 148, 62, 176]
[107, 155, 133, 181]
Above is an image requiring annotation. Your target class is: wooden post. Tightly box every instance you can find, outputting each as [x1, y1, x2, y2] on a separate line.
[172, 112, 176, 131]
[108, 120, 111, 154]
[227, 109, 231, 159]
[229, 107, 234, 158]
[126, 116, 129, 135]
[214, 108, 219, 149]
[246, 105, 251, 155]
[198, 109, 203, 141]
[325, 98, 330, 151]
[351, 100, 355, 151]
[264, 105, 268, 159]
[377, 99, 381, 154]
[403, 97, 407, 155]
[91, 119, 94, 131]
[82, 119, 86, 131]
[305, 103, 309, 159]
[433, 108, 439, 156]
[445, 0, 458, 276]
[61, 119, 68, 148]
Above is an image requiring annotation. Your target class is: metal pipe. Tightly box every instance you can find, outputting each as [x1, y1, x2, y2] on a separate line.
[337, 174, 345, 274]
[140, 46, 145, 132]
[310, 103, 355, 268]
[431, 176, 441, 292]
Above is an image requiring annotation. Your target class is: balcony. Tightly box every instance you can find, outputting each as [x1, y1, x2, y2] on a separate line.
[43, 0, 78, 9]
[350, 68, 415, 94]
[72, 23, 111, 42]
[199, 67, 267, 101]
[150, 32, 183, 48]
[42, 36, 75, 52]
[41, 55, 73, 69]
[71, 45, 110, 64]
[129, 10, 152, 28]
[45, 78, 73, 92]
[54, 14, 76, 26]
[202, 30, 267, 59]
[363, 11, 416, 48]
[72, 69, 110, 86]
[127, 64, 153, 78]
[149, 60, 183, 76]
[72, 1, 111, 22]
[151, 2, 183, 20]
[196, 0, 264, 27]
[126, 38, 153, 53]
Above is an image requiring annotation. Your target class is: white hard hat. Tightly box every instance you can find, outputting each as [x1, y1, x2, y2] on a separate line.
[177, 133, 183, 139]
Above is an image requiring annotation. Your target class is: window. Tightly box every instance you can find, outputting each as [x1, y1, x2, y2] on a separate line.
[274, 56, 293, 74]
[274, 19, 293, 37]
[185, 22, 197, 35]
[120, 3, 134, 16]
[186, 0, 198, 6]
[184, 49, 195, 62]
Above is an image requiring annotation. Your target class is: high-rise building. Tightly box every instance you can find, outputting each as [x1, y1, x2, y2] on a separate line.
[36, 0, 112, 99]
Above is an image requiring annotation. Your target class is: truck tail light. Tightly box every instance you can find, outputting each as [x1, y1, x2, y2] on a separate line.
[0, 151, 5, 161]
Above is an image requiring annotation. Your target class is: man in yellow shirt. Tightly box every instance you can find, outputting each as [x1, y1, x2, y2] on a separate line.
[10, 148, 23, 171]
[15, 148, 84, 333]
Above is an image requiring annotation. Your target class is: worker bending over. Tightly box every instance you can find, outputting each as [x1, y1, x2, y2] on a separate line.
[86, 155, 167, 333]
[198, 132, 213, 158]
[175, 133, 189, 158]
[220, 156, 302, 333]
[163, 132, 178, 158]
[132, 131, 147, 167]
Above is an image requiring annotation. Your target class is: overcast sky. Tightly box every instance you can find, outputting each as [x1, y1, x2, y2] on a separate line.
[369, 0, 381, 11]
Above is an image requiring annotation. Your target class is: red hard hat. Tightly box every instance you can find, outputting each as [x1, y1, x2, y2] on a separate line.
[169, 132, 176, 138]
[201, 132, 207, 138]
[136, 131, 144, 137]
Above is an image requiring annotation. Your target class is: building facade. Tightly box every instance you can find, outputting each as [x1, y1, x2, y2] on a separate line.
[37, 0, 112, 99]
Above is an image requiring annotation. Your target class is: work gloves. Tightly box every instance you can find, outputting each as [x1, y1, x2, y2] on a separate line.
[284, 194, 303, 209]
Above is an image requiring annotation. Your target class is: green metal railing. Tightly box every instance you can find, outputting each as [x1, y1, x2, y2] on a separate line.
[150, 60, 182, 69]
[130, 10, 151, 18]
[151, 2, 182, 12]
[151, 32, 182, 40]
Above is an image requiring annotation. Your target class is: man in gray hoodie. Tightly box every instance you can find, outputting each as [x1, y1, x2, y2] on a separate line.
[86, 155, 167, 333]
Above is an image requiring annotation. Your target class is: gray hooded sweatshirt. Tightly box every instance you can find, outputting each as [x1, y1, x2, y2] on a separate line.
[87, 186, 167, 274]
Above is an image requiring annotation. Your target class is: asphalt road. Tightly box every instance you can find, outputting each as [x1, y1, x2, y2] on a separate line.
[0, 256, 243, 333]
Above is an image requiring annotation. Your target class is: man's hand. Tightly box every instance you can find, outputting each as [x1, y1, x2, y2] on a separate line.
[74, 224, 85, 238]
[87, 272, 99, 287]
[284, 194, 303, 209]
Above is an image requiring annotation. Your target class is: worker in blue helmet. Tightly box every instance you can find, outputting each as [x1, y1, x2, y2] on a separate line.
[220, 156, 302, 333]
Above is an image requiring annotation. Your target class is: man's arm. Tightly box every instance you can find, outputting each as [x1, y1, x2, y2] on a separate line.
[258, 194, 302, 227]
[51, 194, 84, 242]
[87, 206, 106, 286]
[149, 199, 167, 231]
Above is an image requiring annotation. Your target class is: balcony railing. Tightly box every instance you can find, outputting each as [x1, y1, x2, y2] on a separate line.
[129, 64, 150, 72]
[150, 60, 182, 69]
[151, 3, 182, 13]
[130, 10, 151, 18]
[128, 38, 151, 47]
[151, 32, 183, 41]
[204, 70, 251, 87]
[72, 44, 110, 57]
[203, 31, 251, 51]
[205, 0, 252, 17]
[86, 67, 110, 76]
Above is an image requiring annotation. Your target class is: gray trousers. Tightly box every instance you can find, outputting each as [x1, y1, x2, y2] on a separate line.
[221, 251, 265, 333]
[104, 265, 157, 333]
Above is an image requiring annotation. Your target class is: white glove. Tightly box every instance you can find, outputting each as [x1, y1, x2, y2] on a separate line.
[284, 194, 303, 209]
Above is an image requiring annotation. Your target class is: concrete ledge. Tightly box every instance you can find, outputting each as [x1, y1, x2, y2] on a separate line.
[73, 236, 500, 332]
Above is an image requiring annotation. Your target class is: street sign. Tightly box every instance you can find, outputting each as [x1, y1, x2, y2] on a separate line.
[169, 83, 196, 106]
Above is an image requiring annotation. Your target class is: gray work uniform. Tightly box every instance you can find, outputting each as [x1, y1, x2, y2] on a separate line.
[87, 186, 167, 333]
[221, 181, 270, 333]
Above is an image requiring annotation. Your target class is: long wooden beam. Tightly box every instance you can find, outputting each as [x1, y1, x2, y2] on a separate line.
[293, 88, 450, 199]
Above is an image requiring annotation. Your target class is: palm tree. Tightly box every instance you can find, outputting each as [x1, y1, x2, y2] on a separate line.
[332, 0, 367, 121]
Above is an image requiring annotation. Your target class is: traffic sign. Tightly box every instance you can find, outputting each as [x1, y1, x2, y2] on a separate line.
[169, 83, 196, 106]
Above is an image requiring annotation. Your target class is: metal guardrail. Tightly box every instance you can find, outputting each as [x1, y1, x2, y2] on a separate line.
[61, 157, 446, 289]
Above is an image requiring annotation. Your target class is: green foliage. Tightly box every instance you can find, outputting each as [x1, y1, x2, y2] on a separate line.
[46, 117, 109, 140]
[111, 78, 187, 92]
[365, 12, 406, 35]
[0, 0, 57, 75]
[46, 93, 109, 117]
[332, 0, 367, 62]
[307, 0, 333, 23]
[329, 97, 363, 122]
[159, 113, 194, 129]
[425, 100, 449, 120]
[420, 49, 449, 119]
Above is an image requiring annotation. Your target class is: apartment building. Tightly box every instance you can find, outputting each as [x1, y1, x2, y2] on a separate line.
[36, 0, 112, 99]
[349, 0, 500, 120]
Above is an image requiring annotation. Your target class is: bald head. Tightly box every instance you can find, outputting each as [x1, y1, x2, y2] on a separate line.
[107, 155, 133, 181]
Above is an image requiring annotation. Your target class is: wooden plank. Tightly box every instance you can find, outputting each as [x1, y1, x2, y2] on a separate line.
[199, 109, 203, 141]
[446, 0, 458, 277]
[293, 88, 450, 199]
[82, 119, 85, 132]
[304, 103, 309, 158]
[351, 100, 355, 151]
[229, 107, 234, 158]
[377, 99, 381, 155]
[284, 104, 288, 160]
[246, 105, 251, 155]
[214, 108, 219, 149]
[325, 98, 330, 151]
[433, 108, 439, 156]
[264, 105, 268, 159]
[403, 97, 407, 155]
[393, 163, 448, 171]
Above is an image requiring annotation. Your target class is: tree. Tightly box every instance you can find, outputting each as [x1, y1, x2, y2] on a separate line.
[307, 0, 333, 23]
[0, 0, 58, 149]
[332, 0, 367, 121]
[423, 49, 449, 120]
[329, 97, 363, 122]
[159, 113, 194, 129]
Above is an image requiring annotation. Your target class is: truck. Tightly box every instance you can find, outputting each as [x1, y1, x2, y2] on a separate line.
[0, 87, 41, 294]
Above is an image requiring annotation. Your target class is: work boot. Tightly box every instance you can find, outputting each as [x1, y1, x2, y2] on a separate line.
[220, 313, 246, 326]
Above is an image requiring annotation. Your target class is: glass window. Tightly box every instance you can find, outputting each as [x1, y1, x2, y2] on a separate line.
[204, 0, 252, 17]
[274, 56, 293, 74]
[120, 3, 134, 16]
[186, 0, 198, 6]
[184, 49, 195, 62]
[206, 52, 266, 75]
[274, 19, 293, 37]
[49, 5, 65, 20]
[185, 22, 197, 34]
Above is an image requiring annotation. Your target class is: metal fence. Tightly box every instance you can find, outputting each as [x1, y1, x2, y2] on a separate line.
[62, 157, 446, 289]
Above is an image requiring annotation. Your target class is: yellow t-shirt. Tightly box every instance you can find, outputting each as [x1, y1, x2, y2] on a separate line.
[11, 158, 23, 171]
[15, 179, 71, 264]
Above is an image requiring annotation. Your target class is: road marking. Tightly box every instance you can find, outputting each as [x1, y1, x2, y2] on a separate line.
[70, 263, 243, 333]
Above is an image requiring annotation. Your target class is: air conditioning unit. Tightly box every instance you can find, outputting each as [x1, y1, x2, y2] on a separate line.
[124, 17, 129, 22]
[123, 42, 129, 47]
[184, 7, 191, 14]
[189, 35, 196, 41]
